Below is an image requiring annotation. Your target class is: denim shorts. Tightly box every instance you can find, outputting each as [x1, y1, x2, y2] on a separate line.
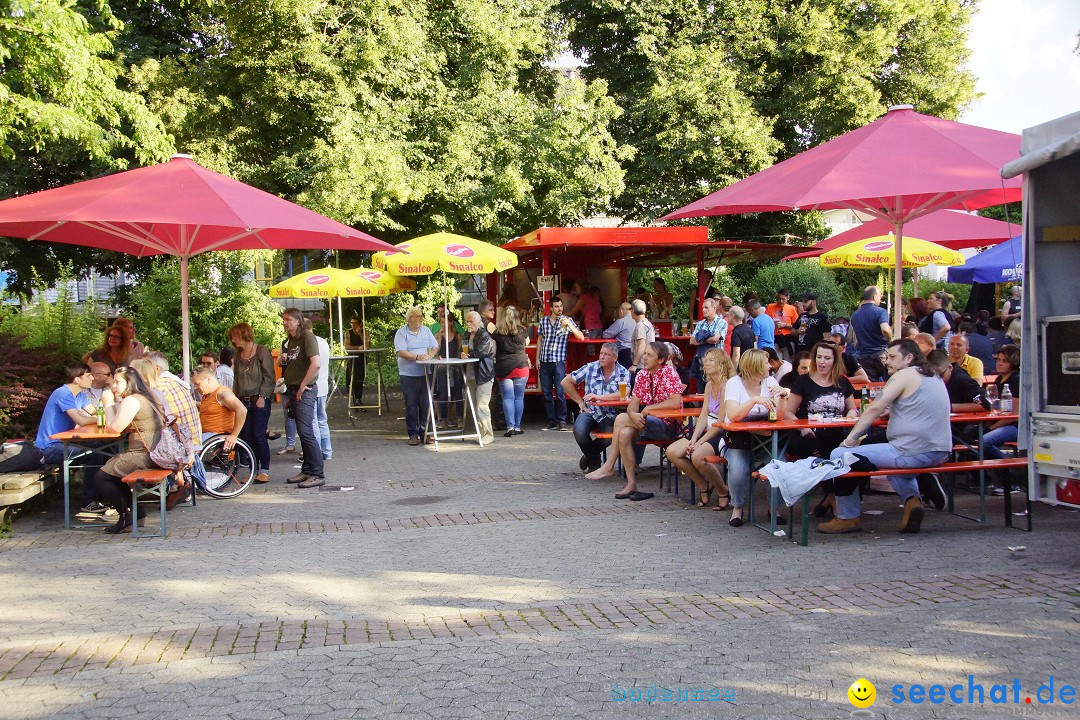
[641, 415, 677, 442]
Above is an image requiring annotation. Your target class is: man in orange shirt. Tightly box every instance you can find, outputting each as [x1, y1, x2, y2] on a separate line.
[765, 289, 798, 360]
[192, 367, 247, 451]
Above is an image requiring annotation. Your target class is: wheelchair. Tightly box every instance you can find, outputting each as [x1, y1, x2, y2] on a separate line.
[195, 434, 257, 499]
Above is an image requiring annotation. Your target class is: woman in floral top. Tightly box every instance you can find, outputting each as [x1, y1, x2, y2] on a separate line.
[585, 342, 685, 500]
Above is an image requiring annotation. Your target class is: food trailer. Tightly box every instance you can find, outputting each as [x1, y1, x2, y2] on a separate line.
[1001, 110, 1080, 508]
[491, 226, 802, 392]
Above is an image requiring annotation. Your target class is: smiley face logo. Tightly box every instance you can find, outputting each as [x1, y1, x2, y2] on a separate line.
[847, 678, 876, 708]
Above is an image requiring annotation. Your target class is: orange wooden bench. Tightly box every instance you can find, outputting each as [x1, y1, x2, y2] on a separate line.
[121, 468, 174, 538]
[754, 456, 1030, 546]
[593, 433, 674, 490]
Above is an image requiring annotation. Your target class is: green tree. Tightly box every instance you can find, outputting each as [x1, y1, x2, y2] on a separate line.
[748, 260, 843, 317]
[559, 0, 978, 223]
[121, 0, 629, 243]
[0, 0, 173, 290]
[128, 251, 285, 369]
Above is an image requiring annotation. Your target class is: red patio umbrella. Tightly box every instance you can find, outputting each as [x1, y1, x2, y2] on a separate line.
[783, 210, 1018, 261]
[0, 154, 395, 377]
[660, 105, 1023, 327]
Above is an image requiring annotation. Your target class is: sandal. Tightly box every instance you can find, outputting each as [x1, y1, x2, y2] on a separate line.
[712, 494, 731, 511]
[696, 488, 712, 508]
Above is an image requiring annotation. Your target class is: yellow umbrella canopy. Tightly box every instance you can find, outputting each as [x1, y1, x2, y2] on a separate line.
[818, 235, 966, 269]
[372, 232, 518, 276]
[268, 267, 415, 299]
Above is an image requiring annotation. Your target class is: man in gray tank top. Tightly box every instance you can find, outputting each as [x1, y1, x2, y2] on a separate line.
[824, 339, 952, 535]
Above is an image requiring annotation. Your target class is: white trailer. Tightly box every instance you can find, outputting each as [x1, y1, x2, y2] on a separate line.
[1002, 110, 1080, 508]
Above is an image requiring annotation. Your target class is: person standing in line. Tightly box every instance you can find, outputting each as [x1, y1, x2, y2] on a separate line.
[280, 308, 324, 487]
[727, 306, 756, 367]
[229, 322, 275, 483]
[794, 293, 829, 354]
[746, 299, 775, 350]
[491, 307, 531, 437]
[688, 297, 727, 392]
[395, 307, 439, 446]
[627, 299, 655, 377]
[849, 285, 893, 380]
[461, 311, 496, 445]
[765, 289, 798, 359]
[536, 297, 583, 431]
[603, 302, 636, 369]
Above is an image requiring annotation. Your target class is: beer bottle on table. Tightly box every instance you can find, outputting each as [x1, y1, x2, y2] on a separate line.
[860, 387, 869, 415]
[96, 401, 106, 428]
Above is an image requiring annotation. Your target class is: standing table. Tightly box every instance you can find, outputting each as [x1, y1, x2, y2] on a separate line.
[416, 358, 483, 450]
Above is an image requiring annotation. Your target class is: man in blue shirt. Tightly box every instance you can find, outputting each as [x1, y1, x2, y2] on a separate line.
[35, 362, 102, 515]
[747, 299, 775, 350]
[561, 343, 631, 472]
[688, 297, 727, 391]
[536, 297, 584, 431]
[850, 285, 893, 380]
[602, 302, 635, 369]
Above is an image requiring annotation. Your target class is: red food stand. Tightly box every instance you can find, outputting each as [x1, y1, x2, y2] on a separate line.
[491, 226, 802, 393]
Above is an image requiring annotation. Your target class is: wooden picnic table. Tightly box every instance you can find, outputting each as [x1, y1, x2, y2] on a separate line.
[49, 427, 125, 529]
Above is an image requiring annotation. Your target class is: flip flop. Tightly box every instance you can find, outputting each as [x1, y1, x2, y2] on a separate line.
[614, 491, 634, 499]
[629, 491, 654, 501]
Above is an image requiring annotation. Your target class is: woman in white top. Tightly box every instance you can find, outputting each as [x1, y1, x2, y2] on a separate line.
[722, 349, 788, 527]
[666, 348, 735, 509]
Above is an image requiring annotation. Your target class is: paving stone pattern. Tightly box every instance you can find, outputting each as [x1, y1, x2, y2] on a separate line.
[1, 397, 1078, 719]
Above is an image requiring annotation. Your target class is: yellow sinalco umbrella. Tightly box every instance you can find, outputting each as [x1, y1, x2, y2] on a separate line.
[818, 235, 966, 269]
[269, 267, 415, 345]
[372, 232, 519, 276]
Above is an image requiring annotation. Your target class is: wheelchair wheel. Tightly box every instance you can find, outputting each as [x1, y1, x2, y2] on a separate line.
[199, 435, 257, 498]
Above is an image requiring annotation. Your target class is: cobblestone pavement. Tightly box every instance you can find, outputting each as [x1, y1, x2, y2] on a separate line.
[1, 396, 1078, 719]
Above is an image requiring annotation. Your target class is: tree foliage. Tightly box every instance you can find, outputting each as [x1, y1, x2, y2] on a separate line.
[120, 0, 629, 242]
[128, 251, 286, 369]
[0, 0, 173, 290]
[559, 0, 978, 224]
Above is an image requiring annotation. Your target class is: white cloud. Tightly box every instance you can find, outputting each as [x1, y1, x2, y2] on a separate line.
[961, 0, 1080, 133]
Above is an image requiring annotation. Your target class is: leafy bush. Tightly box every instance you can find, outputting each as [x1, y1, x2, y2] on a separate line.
[0, 330, 68, 442]
[127, 251, 286, 372]
[748, 261, 844, 316]
[902, 277, 971, 313]
[0, 264, 103, 359]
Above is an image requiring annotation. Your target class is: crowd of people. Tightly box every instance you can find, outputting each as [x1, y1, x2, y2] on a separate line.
[19, 277, 1020, 537]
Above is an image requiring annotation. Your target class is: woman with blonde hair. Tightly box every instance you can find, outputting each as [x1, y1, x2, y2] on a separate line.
[666, 348, 735, 509]
[491, 306, 531, 436]
[723, 349, 788, 527]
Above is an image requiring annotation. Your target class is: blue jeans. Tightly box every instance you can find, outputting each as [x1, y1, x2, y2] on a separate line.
[240, 398, 271, 472]
[982, 424, 1018, 460]
[283, 399, 297, 449]
[400, 374, 429, 439]
[498, 376, 527, 430]
[314, 395, 332, 458]
[829, 444, 950, 520]
[538, 360, 567, 424]
[573, 413, 614, 462]
[288, 386, 323, 478]
[723, 445, 771, 509]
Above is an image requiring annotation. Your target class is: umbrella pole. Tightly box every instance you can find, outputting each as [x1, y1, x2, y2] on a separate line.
[327, 300, 334, 346]
[337, 296, 344, 349]
[893, 222, 905, 331]
[180, 255, 192, 381]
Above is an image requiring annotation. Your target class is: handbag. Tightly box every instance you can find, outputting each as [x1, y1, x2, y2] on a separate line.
[135, 399, 196, 471]
[724, 431, 753, 450]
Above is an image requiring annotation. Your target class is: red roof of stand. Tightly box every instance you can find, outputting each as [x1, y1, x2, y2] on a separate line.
[502, 226, 803, 268]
